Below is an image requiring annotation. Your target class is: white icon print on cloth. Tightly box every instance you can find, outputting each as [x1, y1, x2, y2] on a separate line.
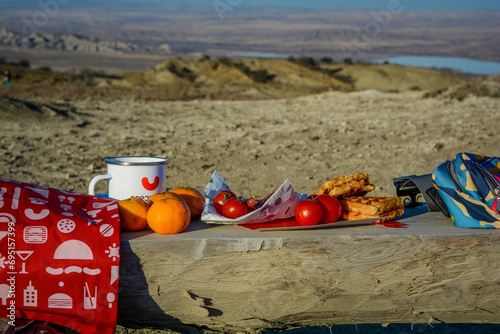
[11, 187, 21, 210]
[111, 266, 119, 285]
[92, 202, 110, 209]
[57, 219, 76, 233]
[0, 253, 6, 270]
[60, 204, 72, 211]
[26, 187, 49, 198]
[24, 281, 37, 307]
[59, 204, 74, 217]
[105, 243, 120, 261]
[17, 250, 34, 274]
[0, 187, 6, 209]
[58, 195, 75, 204]
[0, 212, 16, 242]
[24, 226, 48, 244]
[64, 266, 82, 274]
[58, 189, 78, 195]
[29, 198, 47, 205]
[54, 240, 93, 260]
[84, 283, 97, 309]
[24, 192, 50, 221]
[58, 195, 76, 217]
[0, 284, 9, 305]
[46, 240, 101, 275]
[86, 209, 102, 218]
[24, 208, 50, 221]
[106, 292, 115, 308]
[99, 224, 114, 237]
[48, 293, 73, 309]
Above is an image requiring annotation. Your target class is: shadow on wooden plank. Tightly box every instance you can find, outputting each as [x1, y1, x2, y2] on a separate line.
[117, 240, 206, 333]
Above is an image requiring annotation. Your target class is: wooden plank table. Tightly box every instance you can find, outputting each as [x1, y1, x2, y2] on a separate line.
[117, 205, 500, 333]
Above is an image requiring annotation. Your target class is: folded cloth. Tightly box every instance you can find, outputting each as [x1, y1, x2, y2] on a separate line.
[0, 178, 120, 334]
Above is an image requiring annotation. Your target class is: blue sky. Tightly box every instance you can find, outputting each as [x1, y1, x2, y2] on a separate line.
[4, 0, 500, 10]
[111, 0, 500, 10]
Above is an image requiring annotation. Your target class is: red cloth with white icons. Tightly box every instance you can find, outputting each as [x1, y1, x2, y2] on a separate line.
[0, 178, 120, 334]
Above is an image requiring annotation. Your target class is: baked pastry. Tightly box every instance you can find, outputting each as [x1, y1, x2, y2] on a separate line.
[314, 173, 376, 199]
[338, 196, 404, 223]
[338, 196, 404, 215]
[340, 208, 404, 223]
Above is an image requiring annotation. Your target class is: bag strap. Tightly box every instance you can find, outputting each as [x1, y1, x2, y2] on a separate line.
[393, 174, 442, 212]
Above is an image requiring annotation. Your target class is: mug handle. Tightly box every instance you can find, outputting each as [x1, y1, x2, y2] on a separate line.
[88, 174, 112, 195]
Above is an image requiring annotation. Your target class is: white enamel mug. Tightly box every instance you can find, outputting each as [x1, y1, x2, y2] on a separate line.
[88, 156, 168, 200]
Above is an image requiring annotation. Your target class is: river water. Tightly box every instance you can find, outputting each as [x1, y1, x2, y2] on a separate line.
[231, 52, 500, 76]
[374, 56, 500, 75]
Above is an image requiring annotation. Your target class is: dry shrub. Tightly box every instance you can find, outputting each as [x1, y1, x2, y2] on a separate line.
[424, 76, 500, 101]
[162, 80, 192, 100]
[488, 74, 500, 83]
[448, 80, 500, 101]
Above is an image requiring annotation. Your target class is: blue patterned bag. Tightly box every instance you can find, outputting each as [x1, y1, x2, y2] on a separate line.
[432, 153, 500, 228]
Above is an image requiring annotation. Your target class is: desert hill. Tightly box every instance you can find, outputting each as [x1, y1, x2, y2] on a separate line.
[115, 57, 355, 100]
[0, 27, 170, 54]
[0, 57, 468, 101]
[323, 62, 465, 92]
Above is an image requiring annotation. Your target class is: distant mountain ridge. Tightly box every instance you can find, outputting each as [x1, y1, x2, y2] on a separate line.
[0, 27, 170, 54]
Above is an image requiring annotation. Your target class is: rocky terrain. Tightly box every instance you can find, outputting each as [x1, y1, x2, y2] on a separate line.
[0, 59, 499, 334]
[1, 79, 499, 201]
[0, 57, 467, 101]
[0, 27, 170, 54]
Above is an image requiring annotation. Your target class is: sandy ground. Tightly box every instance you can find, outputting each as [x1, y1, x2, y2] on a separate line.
[1, 90, 500, 334]
[1, 90, 499, 200]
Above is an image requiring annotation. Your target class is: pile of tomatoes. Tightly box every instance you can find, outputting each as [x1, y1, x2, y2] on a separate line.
[213, 190, 275, 219]
[213, 189, 342, 225]
[213, 190, 251, 219]
[294, 194, 342, 226]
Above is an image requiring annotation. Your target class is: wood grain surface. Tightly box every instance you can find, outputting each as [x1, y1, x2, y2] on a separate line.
[117, 206, 500, 333]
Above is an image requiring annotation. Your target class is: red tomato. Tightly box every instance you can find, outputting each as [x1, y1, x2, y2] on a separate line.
[213, 190, 236, 214]
[245, 197, 258, 210]
[222, 197, 248, 219]
[294, 199, 323, 226]
[315, 194, 342, 223]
